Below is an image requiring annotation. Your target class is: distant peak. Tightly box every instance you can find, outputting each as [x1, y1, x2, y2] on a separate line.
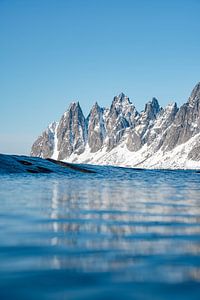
[193, 81, 200, 90]
[93, 101, 100, 108]
[166, 102, 177, 108]
[144, 97, 160, 118]
[152, 97, 159, 105]
[145, 97, 159, 108]
[118, 92, 126, 99]
[68, 101, 80, 110]
[191, 82, 200, 95]
[89, 101, 101, 115]
[188, 82, 200, 106]
[163, 102, 178, 114]
[48, 121, 57, 132]
[112, 92, 131, 105]
[63, 101, 83, 118]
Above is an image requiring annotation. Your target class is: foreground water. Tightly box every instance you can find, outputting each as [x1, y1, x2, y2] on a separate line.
[0, 165, 200, 299]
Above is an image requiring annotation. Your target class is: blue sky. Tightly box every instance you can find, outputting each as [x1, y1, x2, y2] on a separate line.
[0, 0, 200, 154]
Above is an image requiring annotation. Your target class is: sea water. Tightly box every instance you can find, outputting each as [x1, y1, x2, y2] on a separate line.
[0, 166, 200, 299]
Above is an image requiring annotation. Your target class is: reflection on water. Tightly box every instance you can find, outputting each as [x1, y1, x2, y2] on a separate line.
[0, 168, 200, 299]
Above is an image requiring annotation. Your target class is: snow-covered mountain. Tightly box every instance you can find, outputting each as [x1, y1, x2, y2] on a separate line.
[31, 82, 200, 169]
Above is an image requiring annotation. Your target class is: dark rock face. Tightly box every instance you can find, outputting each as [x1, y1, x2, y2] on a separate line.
[30, 122, 57, 158]
[143, 98, 160, 122]
[57, 102, 87, 160]
[105, 93, 139, 151]
[126, 98, 161, 151]
[87, 102, 106, 153]
[188, 144, 200, 161]
[126, 130, 143, 152]
[162, 83, 200, 151]
[146, 102, 179, 147]
[31, 83, 200, 163]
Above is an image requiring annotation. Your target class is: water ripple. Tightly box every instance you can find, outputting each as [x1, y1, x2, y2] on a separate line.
[0, 168, 200, 299]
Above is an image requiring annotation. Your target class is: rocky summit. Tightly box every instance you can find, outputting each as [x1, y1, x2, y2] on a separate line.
[31, 82, 200, 169]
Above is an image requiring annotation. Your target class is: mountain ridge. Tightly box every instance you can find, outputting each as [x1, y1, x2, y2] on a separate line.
[31, 82, 200, 169]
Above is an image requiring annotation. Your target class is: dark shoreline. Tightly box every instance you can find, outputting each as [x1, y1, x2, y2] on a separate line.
[0, 153, 200, 175]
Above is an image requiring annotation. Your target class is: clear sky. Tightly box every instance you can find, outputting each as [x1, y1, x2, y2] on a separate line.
[0, 0, 200, 154]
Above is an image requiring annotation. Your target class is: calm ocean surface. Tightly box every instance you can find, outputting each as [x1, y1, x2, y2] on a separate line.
[0, 166, 200, 299]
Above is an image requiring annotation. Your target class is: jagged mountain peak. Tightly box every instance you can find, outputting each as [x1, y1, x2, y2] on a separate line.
[118, 92, 126, 99]
[191, 81, 200, 96]
[68, 101, 81, 110]
[63, 101, 81, 117]
[188, 82, 200, 107]
[111, 93, 132, 108]
[94, 100, 99, 107]
[87, 101, 106, 152]
[87, 101, 103, 122]
[56, 100, 87, 160]
[145, 97, 160, 110]
[47, 121, 57, 132]
[91, 101, 101, 111]
[141, 97, 161, 122]
[31, 82, 200, 169]
[165, 102, 178, 110]
[152, 97, 159, 105]
[167, 101, 177, 107]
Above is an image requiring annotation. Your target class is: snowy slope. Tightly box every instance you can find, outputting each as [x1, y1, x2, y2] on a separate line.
[65, 132, 200, 169]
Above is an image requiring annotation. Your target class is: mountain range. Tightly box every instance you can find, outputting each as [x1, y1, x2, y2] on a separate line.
[31, 82, 200, 169]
